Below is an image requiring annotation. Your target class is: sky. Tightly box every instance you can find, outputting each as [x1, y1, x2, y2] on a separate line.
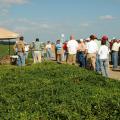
[0, 0, 120, 43]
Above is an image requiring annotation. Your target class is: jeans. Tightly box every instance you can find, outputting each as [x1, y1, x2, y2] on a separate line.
[96, 54, 101, 72]
[46, 48, 52, 59]
[100, 59, 109, 77]
[78, 52, 86, 67]
[17, 52, 25, 66]
[25, 51, 29, 59]
[62, 51, 68, 62]
[112, 51, 118, 68]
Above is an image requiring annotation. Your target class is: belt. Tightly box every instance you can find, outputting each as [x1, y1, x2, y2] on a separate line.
[17, 51, 22, 52]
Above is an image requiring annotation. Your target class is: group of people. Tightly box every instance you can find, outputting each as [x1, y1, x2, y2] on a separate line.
[13, 34, 120, 77]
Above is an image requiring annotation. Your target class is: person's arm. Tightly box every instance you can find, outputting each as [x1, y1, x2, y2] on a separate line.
[13, 44, 17, 52]
[22, 43, 25, 53]
[98, 47, 102, 56]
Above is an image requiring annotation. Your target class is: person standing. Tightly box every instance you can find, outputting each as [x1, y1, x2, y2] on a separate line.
[33, 38, 42, 63]
[63, 41, 68, 62]
[67, 35, 78, 65]
[45, 41, 52, 60]
[86, 35, 98, 71]
[77, 39, 87, 67]
[56, 40, 63, 63]
[13, 36, 25, 66]
[118, 40, 120, 66]
[94, 37, 101, 73]
[112, 39, 120, 70]
[98, 37, 109, 77]
[24, 43, 29, 60]
[29, 41, 35, 61]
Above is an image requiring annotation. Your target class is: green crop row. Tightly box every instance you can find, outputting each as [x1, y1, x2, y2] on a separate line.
[0, 62, 120, 120]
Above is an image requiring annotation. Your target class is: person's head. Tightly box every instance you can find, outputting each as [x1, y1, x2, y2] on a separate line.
[101, 39, 106, 45]
[85, 38, 90, 42]
[47, 41, 50, 44]
[101, 35, 108, 41]
[117, 39, 119, 43]
[101, 35, 108, 45]
[19, 36, 24, 41]
[80, 39, 84, 43]
[70, 35, 74, 40]
[57, 39, 60, 44]
[113, 39, 117, 43]
[90, 34, 97, 40]
[36, 38, 39, 42]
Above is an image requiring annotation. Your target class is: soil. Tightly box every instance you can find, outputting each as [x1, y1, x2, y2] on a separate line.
[109, 66, 120, 80]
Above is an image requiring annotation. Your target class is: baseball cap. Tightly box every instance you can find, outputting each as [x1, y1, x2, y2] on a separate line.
[102, 35, 108, 41]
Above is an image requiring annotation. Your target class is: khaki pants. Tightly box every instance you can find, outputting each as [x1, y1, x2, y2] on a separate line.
[67, 54, 76, 64]
[87, 53, 96, 70]
[34, 51, 41, 63]
[57, 54, 62, 62]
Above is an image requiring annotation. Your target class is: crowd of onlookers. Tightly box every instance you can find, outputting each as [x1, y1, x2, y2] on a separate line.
[13, 34, 120, 77]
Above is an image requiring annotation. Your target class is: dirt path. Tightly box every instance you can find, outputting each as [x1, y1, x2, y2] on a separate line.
[109, 66, 120, 80]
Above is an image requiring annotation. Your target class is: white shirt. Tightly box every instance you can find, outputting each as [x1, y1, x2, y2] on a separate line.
[98, 45, 109, 59]
[112, 42, 120, 51]
[86, 40, 98, 54]
[25, 45, 29, 52]
[46, 44, 51, 49]
[67, 39, 78, 54]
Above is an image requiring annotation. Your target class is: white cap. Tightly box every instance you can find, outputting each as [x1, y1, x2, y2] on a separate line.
[112, 37, 116, 40]
[85, 38, 90, 41]
[80, 39, 84, 42]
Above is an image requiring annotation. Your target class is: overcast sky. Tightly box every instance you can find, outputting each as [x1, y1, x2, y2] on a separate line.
[0, 0, 120, 42]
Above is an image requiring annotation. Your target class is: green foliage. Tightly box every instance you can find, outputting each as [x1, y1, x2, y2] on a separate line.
[0, 62, 120, 120]
[0, 44, 14, 57]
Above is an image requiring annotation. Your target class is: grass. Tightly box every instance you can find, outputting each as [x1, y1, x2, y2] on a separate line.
[0, 62, 120, 120]
[0, 44, 14, 57]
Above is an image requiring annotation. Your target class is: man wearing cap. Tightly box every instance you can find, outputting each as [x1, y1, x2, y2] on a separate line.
[86, 35, 98, 71]
[13, 36, 25, 66]
[98, 36, 109, 77]
[67, 35, 78, 65]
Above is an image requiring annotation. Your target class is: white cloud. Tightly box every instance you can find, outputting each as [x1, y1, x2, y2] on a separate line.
[0, 8, 9, 16]
[0, 0, 29, 5]
[0, 18, 93, 42]
[99, 15, 115, 20]
[0, 0, 30, 16]
[80, 23, 89, 27]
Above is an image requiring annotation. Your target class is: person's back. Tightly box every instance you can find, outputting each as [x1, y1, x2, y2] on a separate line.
[14, 40, 25, 53]
[86, 35, 98, 71]
[34, 41, 42, 51]
[67, 35, 78, 65]
[56, 40, 63, 62]
[13, 36, 25, 66]
[111, 40, 120, 69]
[56, 42, 62, 51]
[86, 40, 98, 54]
[67, 39, 78, 54]
[33, 38, 42, 63]
[98, 39, 109, 77]
[94, 39, 101, 50]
